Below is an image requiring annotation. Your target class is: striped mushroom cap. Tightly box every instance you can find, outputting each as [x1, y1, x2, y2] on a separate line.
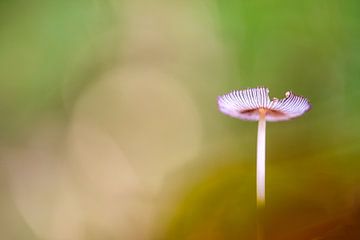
[217, 87, 311, 122]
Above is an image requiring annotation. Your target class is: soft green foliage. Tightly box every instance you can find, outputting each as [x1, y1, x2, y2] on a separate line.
[0, 1, 120, 138]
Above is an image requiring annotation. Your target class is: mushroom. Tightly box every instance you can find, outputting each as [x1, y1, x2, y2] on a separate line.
[217, 87, 311, 207]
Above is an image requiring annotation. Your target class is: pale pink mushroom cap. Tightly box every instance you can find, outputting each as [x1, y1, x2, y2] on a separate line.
[217, 87, 311, 122]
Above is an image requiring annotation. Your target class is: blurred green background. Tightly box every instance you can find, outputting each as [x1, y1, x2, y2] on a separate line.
[1, 1, 360, 239]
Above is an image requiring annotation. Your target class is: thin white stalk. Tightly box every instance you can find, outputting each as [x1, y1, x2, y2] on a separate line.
[257, 110, 266, 208]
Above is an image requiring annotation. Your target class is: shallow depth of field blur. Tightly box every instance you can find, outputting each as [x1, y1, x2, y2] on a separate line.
[1, 1, 360, 240]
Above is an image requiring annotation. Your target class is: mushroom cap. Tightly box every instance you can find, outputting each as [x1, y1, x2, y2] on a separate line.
[217, 87, 311, 122]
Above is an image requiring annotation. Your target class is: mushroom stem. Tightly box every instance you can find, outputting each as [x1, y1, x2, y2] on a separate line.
[257, 109, 266, 208]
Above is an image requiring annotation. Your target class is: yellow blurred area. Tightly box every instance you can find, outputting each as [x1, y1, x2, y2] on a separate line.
[1, 0, 360, 240]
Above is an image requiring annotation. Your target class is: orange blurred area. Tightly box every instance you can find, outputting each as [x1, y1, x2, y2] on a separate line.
[1, 1, 360, 240]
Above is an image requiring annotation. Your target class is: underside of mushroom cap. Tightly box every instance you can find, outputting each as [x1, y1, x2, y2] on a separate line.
[217, 87, 311, 122]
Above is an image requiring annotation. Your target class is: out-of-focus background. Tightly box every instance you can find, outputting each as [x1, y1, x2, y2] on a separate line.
[1, 1, 360, 239]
